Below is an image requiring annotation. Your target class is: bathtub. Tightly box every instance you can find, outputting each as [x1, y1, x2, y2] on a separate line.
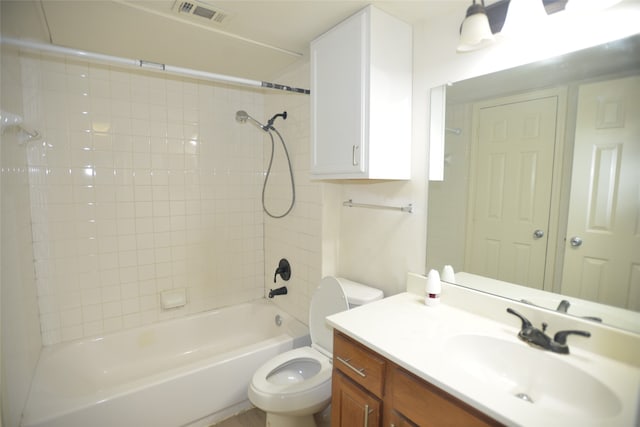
[21, 300, 310, 427]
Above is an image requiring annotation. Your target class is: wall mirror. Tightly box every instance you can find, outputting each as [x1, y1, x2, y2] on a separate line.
[427, 33, 640, 333]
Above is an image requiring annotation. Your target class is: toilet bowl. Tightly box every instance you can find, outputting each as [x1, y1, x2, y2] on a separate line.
[248, 276, 383, 427]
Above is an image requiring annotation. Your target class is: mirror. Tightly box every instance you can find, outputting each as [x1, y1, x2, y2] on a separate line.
[427, 34, 640, 333]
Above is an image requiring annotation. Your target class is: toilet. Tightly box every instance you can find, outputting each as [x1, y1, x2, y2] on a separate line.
[248, 276, 383, 427]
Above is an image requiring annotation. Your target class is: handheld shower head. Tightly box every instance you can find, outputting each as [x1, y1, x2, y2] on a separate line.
[234, 109, 296, 218]
[235, 110, 267, 130]
[235, 110, 249, 123]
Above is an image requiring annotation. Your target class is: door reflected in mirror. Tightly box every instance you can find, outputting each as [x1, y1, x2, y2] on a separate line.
[426, 34, 640, 333]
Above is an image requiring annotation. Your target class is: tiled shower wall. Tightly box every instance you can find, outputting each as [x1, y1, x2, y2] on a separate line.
[263, 63, 323, 324]
[1, 46, 42, 427]
[20, 51, 270, 345]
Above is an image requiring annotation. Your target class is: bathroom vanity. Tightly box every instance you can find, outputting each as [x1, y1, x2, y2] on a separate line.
[326, 275, 640, 427]
[332, 330, 500, 426]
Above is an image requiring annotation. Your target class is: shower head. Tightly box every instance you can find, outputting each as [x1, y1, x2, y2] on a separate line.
[235, 110, 249, 123]
[235, 110, 268, 131]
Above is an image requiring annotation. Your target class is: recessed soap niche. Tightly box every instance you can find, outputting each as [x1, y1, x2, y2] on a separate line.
[160, 288, 188, 310]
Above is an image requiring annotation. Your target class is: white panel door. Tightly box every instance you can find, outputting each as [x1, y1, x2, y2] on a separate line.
[466, 95, 559, 289]
[561, 75, 640, 310]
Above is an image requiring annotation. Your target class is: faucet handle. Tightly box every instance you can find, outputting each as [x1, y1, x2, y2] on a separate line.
[553, 330, 591, 345]
[273, 258, 291, 283]
[506, 308, 533, 329]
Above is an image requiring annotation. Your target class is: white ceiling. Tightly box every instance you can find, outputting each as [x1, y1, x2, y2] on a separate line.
[1, 0, 466, 83]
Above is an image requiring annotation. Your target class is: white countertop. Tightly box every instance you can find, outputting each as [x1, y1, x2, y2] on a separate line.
[326, 292, 640, 427]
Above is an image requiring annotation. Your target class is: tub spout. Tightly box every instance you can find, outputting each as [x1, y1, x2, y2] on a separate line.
[268, 286, 288, 298]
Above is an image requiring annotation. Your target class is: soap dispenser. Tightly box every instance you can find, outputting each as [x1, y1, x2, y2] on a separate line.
[425, 269, 441, 306]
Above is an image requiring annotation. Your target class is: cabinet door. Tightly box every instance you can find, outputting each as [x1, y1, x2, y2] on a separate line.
[310, 8, 366, 176]
[332, 370, 381, 427]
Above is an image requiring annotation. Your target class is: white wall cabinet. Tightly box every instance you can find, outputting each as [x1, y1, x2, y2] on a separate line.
[310, 6, 412, 180]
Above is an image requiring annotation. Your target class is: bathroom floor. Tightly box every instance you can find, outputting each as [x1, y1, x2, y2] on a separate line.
[212, 408, 331, 427]
[212, 408, 265, 427]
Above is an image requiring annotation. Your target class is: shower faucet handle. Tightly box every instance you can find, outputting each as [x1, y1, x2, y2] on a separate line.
[273, 258, 291, 283]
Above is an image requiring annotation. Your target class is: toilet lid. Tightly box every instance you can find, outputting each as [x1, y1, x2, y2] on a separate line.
[309, 277, 349, 355]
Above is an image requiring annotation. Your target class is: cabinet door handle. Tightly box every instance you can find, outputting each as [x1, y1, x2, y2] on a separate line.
[336, 356, 366, 377]
[364, 404, 374, 426]
[352, 145, 359, 166]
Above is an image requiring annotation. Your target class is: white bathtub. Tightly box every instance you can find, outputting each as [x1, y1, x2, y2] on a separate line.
[21, 300, 310, 427]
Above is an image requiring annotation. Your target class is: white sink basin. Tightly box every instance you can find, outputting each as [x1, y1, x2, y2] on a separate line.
[445, 335, 622, 419]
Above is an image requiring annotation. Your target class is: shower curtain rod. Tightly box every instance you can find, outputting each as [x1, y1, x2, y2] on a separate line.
[1, 37, 310, 95]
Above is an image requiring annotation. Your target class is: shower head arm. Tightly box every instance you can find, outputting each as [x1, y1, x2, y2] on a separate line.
[266, 111, 287, 129]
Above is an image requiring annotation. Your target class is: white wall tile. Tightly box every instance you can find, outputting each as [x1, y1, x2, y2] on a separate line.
[263, 64, 322, 326]
[23, 53, 267, 344]
[1, 45, 43, 421]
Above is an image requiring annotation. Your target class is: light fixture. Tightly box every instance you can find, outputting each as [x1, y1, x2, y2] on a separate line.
[500, 0, 548, 36]
[565, 0, 623, 13]
[457, 0, 495, 53]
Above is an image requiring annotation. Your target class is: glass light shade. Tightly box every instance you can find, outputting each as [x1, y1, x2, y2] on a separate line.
[457, 12, 495, 52]
[501, 0, 548, 36]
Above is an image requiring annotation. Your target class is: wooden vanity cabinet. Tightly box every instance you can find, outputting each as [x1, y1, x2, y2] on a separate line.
[332, 331, 503, 427]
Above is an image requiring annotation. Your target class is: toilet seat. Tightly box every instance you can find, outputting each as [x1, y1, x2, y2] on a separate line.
[249, 347, 333, 414]
[251, 346, 332, 396]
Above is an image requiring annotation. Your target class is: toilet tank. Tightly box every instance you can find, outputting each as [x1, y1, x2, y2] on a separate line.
[338, 278, 384, 308]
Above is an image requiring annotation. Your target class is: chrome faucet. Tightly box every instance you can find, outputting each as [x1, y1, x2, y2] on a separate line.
[506, 308, 591, 355]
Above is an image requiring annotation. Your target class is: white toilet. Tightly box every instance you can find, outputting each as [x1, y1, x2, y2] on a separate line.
[248, 276, 383, 427]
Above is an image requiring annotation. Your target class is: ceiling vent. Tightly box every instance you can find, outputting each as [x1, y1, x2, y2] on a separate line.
[172, 0, 231, 25]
